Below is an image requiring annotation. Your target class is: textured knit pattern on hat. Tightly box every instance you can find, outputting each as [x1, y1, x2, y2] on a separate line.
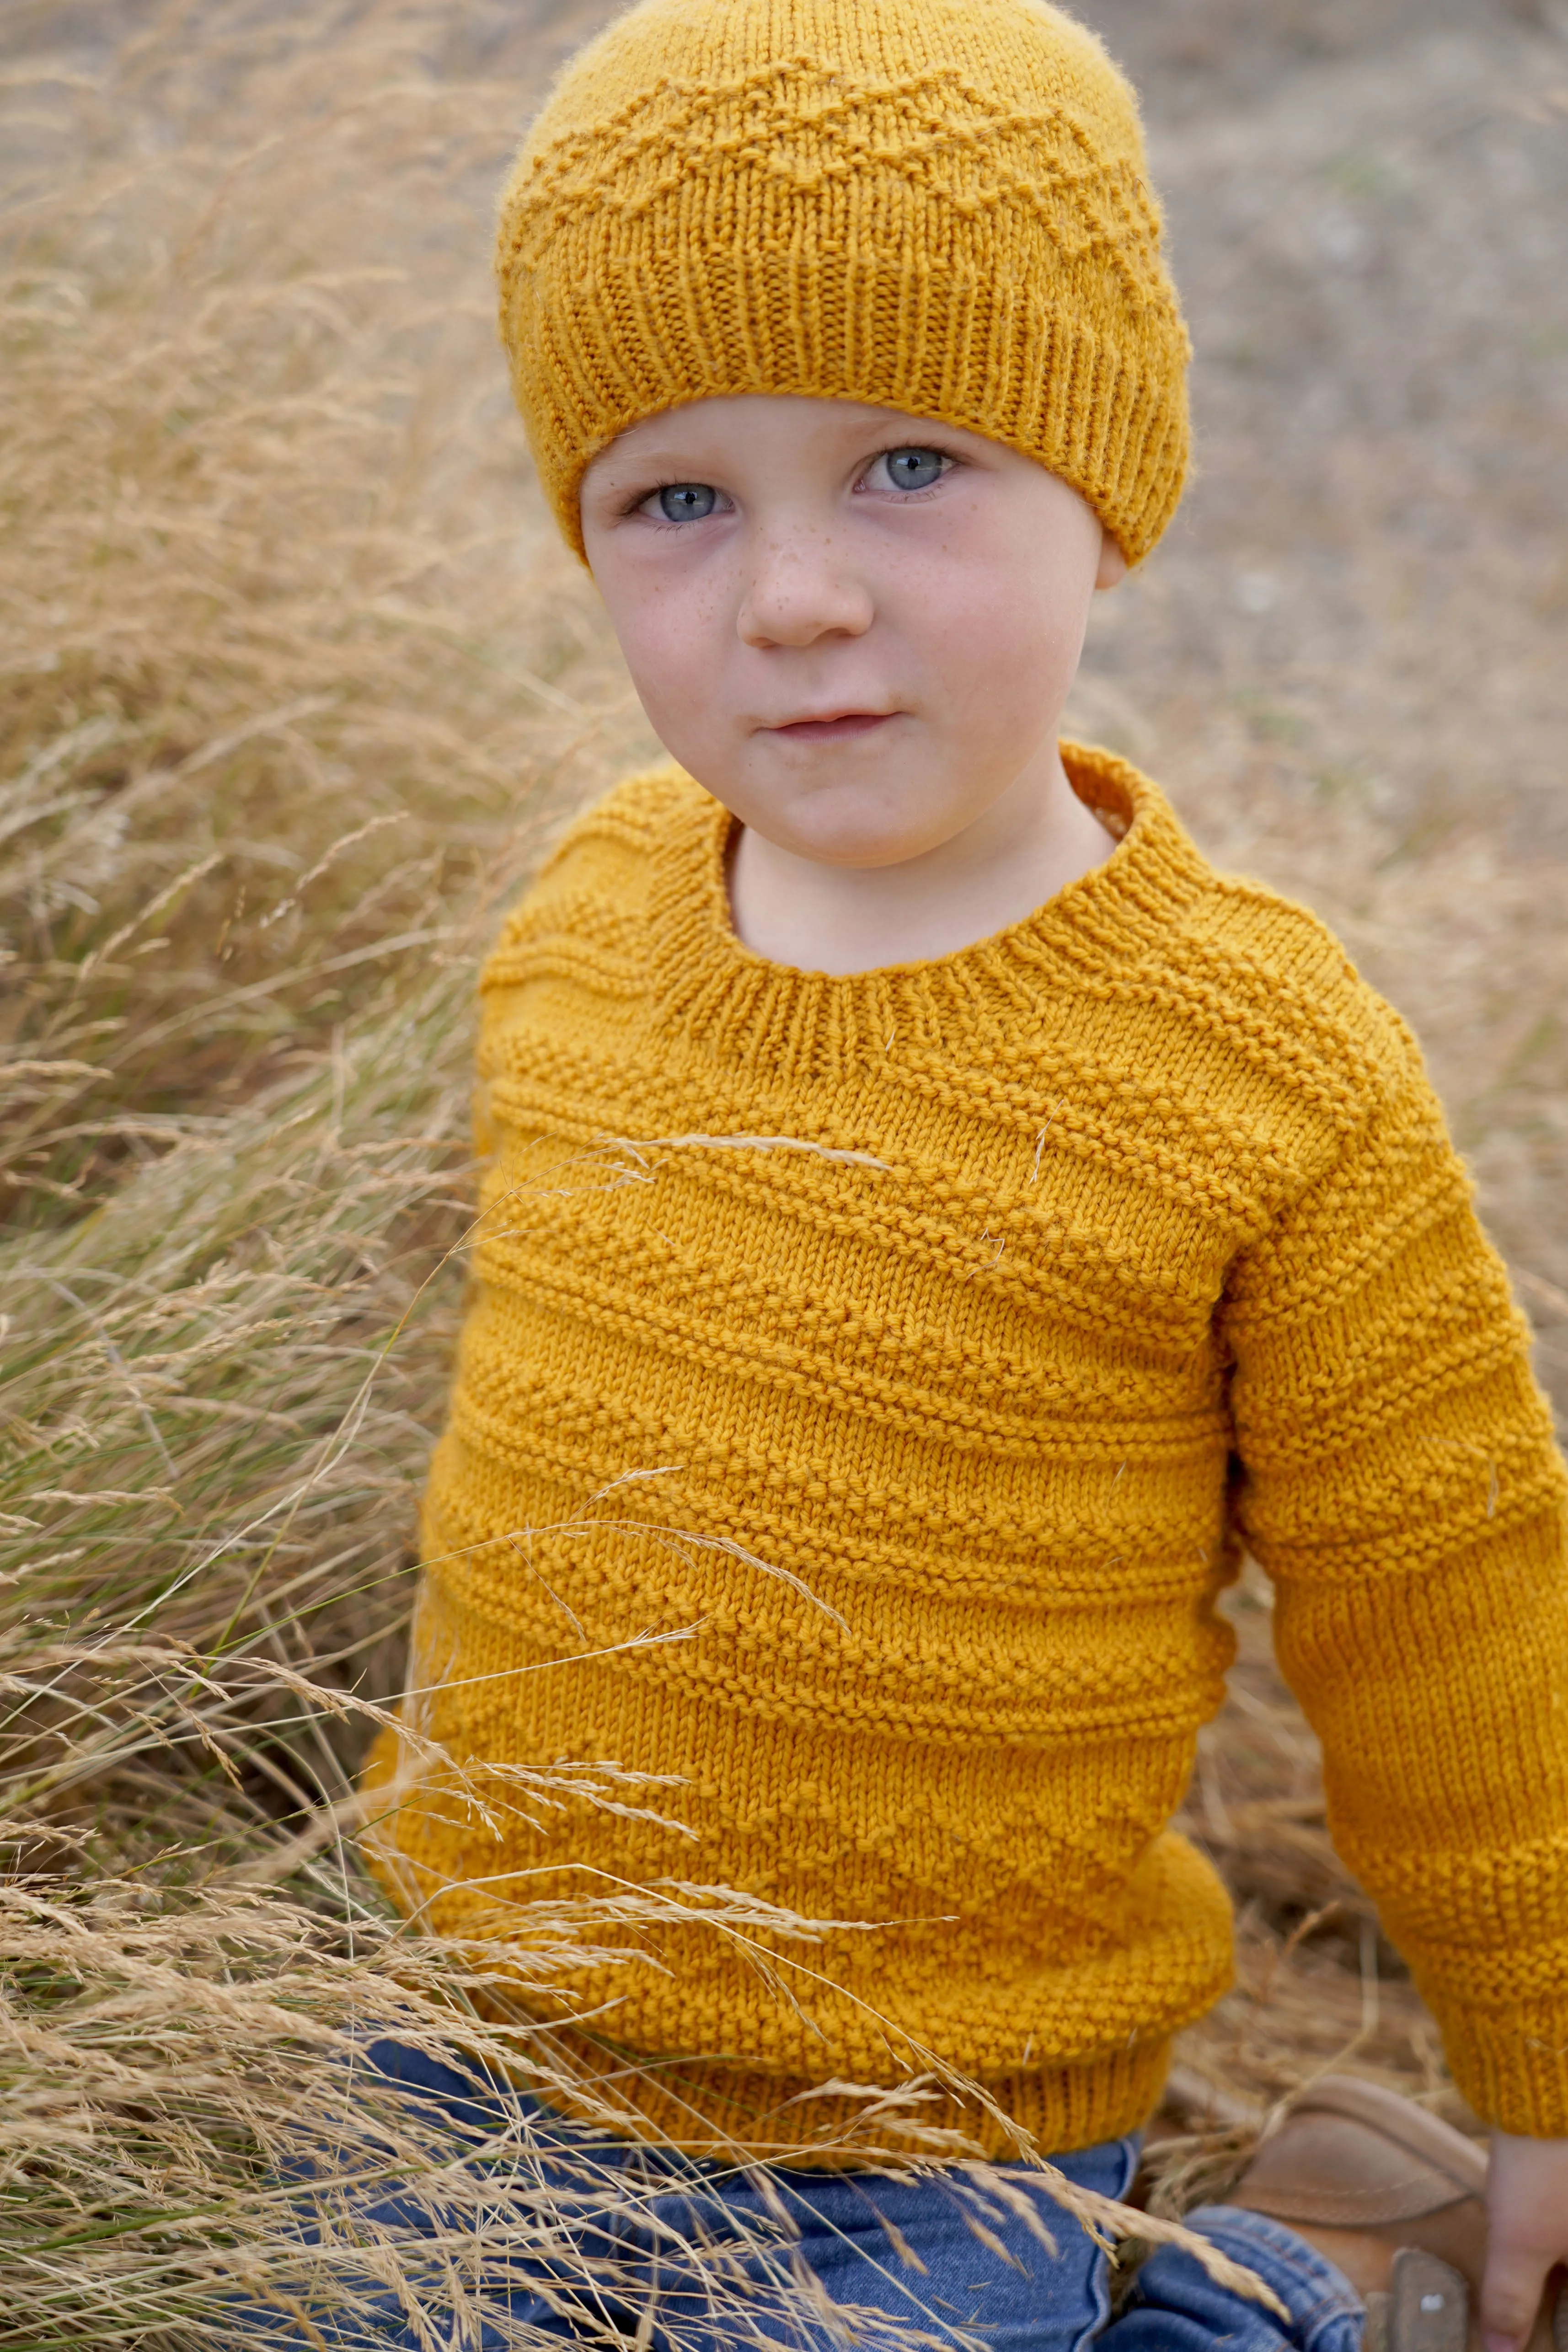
[364, 748, 1568, 2158]
[497, 0, 1191, 564]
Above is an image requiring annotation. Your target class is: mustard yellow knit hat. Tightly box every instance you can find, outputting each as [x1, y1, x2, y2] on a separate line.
[497, 0, 1190, 565]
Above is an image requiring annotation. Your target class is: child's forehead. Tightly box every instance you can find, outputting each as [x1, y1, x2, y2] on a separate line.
[585, 396, 991, 476]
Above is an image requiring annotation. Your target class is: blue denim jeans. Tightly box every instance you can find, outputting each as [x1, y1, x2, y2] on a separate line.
[262, 2039, 1364, 2351]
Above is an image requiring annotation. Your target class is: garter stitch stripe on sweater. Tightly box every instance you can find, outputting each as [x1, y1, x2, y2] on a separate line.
[496, 0, 1190, 565]
[364, 745, 1568, 2156]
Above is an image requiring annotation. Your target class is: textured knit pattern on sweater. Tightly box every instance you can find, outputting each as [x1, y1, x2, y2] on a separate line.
[364, 746, 1568, 2155]
[496, 0, 1190, 566]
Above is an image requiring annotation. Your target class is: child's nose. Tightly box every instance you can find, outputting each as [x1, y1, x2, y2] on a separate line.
[736, 532, 874, 649]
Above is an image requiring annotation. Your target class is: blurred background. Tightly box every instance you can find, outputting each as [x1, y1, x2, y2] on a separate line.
[2, 0, 1567, 2329]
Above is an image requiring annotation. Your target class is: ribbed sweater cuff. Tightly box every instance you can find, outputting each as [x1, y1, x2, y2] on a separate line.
[1440, 2002, 1568, 2138]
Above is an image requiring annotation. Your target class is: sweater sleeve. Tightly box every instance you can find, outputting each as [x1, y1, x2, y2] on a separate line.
[1220, 1022, 1568, 2137]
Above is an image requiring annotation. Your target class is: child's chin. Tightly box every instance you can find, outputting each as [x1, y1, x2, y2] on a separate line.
[777, 820, 950, 872]
[753, 788, 957, 872]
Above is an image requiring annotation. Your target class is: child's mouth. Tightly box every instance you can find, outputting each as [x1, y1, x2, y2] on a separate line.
[767, 711, 894, 742]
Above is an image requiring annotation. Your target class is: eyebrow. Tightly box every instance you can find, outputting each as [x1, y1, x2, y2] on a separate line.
[595, 422, 968, 480]
[597, 449, 705, 476]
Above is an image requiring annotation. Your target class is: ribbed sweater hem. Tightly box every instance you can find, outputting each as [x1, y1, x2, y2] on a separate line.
[498, 2020, 1172, 2167]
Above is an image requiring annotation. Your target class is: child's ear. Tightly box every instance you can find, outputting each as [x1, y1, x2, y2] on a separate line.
[1095, 531, 1129, 592]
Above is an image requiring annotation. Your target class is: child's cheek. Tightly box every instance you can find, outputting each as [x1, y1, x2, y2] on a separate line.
[618, 586, 738, 779]
[921, 552, 1088, 751]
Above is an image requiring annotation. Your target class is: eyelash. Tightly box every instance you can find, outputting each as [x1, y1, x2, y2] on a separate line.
[624, 446, 962, 523]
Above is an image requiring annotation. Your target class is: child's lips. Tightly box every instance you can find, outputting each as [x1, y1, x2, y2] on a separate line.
[765, 710, 896, 743]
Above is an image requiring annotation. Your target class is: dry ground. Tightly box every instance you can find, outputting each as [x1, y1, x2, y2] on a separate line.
[2, 0, 1566, 2333]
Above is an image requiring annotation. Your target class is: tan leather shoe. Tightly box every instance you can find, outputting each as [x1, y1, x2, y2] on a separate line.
[1226, 2074, 1566, 2352]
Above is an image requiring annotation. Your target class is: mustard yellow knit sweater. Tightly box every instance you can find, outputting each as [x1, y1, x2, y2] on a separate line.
[366, 745, 1568, 2155]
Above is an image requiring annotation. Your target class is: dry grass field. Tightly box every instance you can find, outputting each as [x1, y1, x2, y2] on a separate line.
[2, 0, 1566, 2337]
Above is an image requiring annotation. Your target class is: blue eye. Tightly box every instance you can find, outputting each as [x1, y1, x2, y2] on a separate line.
[658, 482, 717, 520]
[883, 448, 945, 492]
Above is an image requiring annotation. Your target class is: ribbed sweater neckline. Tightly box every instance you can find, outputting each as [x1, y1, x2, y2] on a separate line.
[648, 741, 1211, 1077]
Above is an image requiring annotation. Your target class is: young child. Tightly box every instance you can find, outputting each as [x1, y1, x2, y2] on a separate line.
[362, 1, 1568, 2345]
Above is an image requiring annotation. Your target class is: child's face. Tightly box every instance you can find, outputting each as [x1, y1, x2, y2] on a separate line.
[579, 395, 1124, 871]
